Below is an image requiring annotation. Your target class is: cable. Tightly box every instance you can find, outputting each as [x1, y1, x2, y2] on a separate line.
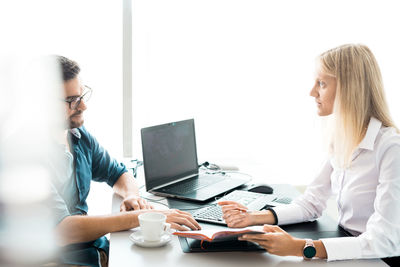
[126, 159, 143, 178]
[199, 161, 221, 171]
[141, 196, 169, 208]
[177, 192, 234, 211]
[203, 170, 253, 181]
[141, 195, 166, 202]
[199, 161, 253, 181]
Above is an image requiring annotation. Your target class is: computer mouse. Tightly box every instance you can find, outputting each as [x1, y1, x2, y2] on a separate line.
[247, 184, 274, 194]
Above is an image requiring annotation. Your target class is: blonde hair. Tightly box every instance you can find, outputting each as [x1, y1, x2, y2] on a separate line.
[319, 44, 397, 167]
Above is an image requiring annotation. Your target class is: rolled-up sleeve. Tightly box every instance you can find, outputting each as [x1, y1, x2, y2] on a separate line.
[87, 130, 128, 187]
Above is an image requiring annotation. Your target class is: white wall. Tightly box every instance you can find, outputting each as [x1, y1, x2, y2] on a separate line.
[132, 0, 400, 184]
[1, 0, 122, 217]
[4, 0, 398, 185]
[1, 0, 123, 157]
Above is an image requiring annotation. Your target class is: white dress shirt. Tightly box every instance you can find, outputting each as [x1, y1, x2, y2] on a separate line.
[273, 117, 400, 261]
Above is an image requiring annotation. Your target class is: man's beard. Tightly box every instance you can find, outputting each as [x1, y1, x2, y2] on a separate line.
[68, 111, 84, 129]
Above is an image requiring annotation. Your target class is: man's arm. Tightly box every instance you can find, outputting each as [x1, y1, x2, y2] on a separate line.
[55, 211, 141, 246]
[113, 172, 153, 210]
[55, 209, 201, 246]
[113, 171, 139, 198]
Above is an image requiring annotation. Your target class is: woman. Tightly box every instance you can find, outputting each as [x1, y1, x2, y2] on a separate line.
[219, 44, 400, 262]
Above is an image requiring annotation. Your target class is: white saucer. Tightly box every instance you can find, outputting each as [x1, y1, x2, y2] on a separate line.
[129, 231, 171, 248]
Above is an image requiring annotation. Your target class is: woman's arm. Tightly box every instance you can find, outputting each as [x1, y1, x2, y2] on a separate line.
[218, 201, 276, 227]
[240, 142, 400, 261]
[220, 159, 334, 228]
[273, 159, 334, 225]
[239, 225, 328, 259]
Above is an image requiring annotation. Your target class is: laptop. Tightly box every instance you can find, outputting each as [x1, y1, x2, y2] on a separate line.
[141, 119, 250, 202]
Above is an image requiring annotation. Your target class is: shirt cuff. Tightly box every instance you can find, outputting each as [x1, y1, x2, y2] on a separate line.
[273, 203, 305, 225]
[320, 237, 362, 261]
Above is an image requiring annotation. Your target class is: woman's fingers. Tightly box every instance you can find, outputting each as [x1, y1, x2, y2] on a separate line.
[238, 237, 273, 251]
[223, 211, 245, 222]
[263, 224, 286, 233]
[220, 204, 248, 213]
[218, 200, 239, 205]
[218, 201, 248, 210]
[227, 219, 246, 228]
[256, 241, 273, 251]
[240, 233, 274, 241]
[224, 212, 251, 228]
[223, 211, 245, 221]
[222, 209, 243, 219]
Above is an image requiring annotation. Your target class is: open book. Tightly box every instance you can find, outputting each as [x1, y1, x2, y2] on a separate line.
[173, 226, 265, 242]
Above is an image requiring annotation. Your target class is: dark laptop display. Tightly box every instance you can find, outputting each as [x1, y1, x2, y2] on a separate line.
[141, 119, 198, 191]
[141, 119, 249, 202]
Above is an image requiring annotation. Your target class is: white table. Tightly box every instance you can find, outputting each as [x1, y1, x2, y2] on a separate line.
[109, 192, 388, 267]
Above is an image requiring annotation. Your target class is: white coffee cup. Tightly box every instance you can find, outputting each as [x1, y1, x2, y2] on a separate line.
[138, 212, 171, 242]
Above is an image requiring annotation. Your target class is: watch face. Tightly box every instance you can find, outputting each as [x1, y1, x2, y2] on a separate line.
[303, 246, 316, 259]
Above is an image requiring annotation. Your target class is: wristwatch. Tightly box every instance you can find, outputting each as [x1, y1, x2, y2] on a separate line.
[302, 239, 316, 260]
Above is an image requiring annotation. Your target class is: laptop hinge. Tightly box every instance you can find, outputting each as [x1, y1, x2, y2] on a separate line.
[151, 173, 198, 191]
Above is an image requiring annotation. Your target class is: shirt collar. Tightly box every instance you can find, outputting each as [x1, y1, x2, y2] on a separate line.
[69, 128, 81, 139]
[358, 117, 382, 150]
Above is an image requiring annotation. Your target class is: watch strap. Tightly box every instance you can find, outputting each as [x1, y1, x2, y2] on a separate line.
[265, 207, 278, 225]
[303, 239, 316, 260]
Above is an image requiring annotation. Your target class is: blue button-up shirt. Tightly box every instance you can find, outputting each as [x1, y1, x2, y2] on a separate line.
[50, 126, 127, 266]
[51, 126, 127, 223]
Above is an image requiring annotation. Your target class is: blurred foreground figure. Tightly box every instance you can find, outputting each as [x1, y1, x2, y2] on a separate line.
[0, 55, 63, 265]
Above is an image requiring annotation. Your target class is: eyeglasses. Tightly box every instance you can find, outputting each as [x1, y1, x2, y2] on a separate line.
[64, 85, 92, 110]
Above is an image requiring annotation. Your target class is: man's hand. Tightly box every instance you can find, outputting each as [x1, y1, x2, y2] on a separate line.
[120, 195, 153, 211]
[159, 209, 201, 231]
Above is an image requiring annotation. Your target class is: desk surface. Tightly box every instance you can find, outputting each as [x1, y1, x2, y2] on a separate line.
[109, 185, 387, 267]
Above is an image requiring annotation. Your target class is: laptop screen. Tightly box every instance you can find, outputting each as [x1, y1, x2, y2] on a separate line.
[141, 119, 199, 190]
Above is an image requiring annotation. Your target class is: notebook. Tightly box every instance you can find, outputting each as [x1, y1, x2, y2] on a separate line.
[141, 119, 250, 202]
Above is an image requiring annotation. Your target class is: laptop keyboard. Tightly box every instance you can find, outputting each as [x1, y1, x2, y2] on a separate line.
[161, 176, 225, 194]
[193, 190, 289, 225]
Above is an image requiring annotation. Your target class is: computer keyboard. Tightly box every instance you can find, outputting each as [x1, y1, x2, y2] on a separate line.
[274, 196, 292, 204]
[192, 190, 292, 225]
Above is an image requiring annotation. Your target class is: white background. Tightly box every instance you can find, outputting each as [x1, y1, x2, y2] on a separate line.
[2, 0, 400, 216]
[131, 0, 400, 184]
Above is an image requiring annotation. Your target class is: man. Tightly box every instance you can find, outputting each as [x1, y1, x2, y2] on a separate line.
[51, 56, 200, 266]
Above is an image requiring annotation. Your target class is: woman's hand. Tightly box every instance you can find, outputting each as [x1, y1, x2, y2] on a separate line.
[160, 209, 201, 231]
[239, 224, 304, 257]
[218, 201, 253, 228]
